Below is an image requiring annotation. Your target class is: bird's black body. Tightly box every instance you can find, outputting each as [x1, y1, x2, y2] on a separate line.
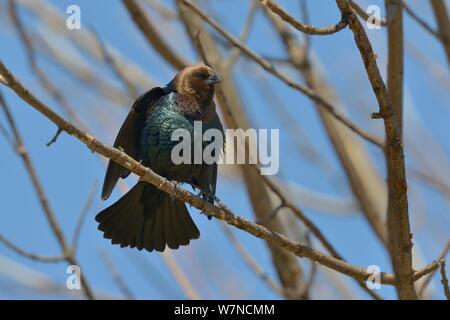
[96, 65, 223, 252]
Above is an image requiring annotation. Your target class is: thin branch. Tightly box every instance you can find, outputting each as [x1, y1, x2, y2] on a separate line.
[300, 232, 318, 297]
[16, 0, 154, 90]
[125, 254, 179, 299]
[255, 166, 383, 300]
[335, 0, 416, 299]
[299, 0, 311, 52]
[46, 127, 62, 146]
[0, 59, 418, 286]
[145, 0, 178, 20]
[261, 0, 348, 35]
[9, 0, 91, 128]
[122, 0, 188, 70]
[93, 30, 140, 98]
[0, 89, 94, 299]
[179, 0, 384, 149]
[418, 239, 450, 297]
[409, 166, 450, 204]
[0, 118, 13, 145]
[406, 40, 450, 97]
[430, 0, 450, 68]
[414, 260, 440, 281]
[221, 224, 286, 297]
[161, 251, 201, 300]
[33, 32, 131, 108]
[224, 0, 259, 69]
[439, 260, 450, 300]
[252, 75, 339, 184]
[71, 181, 98, 253]
[399, 0, 441, 41]
[0, 235, 66, 263]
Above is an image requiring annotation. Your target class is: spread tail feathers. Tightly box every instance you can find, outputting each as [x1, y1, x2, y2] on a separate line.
[96, 182, 200, 252]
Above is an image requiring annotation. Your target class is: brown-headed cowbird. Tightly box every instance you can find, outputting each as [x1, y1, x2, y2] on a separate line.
[96, 65, 223, 252]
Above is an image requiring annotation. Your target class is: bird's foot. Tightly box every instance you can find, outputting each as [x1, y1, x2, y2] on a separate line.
[196, 189, 221, 205]
[169, 180, 185, 201]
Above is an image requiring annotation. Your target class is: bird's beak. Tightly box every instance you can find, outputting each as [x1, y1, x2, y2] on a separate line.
[205, 73, 221, 85]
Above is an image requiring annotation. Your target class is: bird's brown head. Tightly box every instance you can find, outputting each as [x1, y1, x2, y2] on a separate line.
[168, 64, 220, 120]
[170, 64, 221, 96]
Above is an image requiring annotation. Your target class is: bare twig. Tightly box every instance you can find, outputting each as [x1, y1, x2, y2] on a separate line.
[122, 0, 188, 70]
[399, 0, 441, 41]
[261, 0, 348, 35]
[409, 167, 450, 204]
[255, 166, 383, 300]
[439, 260, 450, 300]
[93, 30, 139, 98]
[252, 75, 339, 184]
[0, 89, 94, 299]
[299, 232, 318, 297]
[418, 239, 450, 297]
[430, 0, 450, 68]
[161, 251, 201, 300]
[16, 0, 154, 90]
[46, 127, 62, 146]
[145, 0, 178, 20]
[33, 32, 131, 108]
[225, 0, 259, 69]
[9, 0, 91, 128]
[0, 235, 66, 263]
[71, 181, 98, 253]
[0, 116, 13, 145]
[221, 224, 286, 297]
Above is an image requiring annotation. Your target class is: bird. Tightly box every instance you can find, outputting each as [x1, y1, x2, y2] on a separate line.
[96, 64, 224, 252]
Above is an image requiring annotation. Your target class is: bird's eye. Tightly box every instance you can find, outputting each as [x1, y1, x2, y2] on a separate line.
[194, 71, 208, 80]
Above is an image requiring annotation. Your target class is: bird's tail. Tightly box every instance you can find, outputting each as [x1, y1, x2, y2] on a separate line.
[95, 182, 200, 252]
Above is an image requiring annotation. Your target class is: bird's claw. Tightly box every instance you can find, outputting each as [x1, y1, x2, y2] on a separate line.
[169, 180, 184, 201]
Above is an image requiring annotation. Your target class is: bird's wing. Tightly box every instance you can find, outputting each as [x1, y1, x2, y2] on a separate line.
[101, 87, 167, 200]
[197, 112, 224, 204]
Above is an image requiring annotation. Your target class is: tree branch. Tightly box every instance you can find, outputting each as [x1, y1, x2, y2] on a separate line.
[430, 0, 450, 68]
[0, 59, 416, 286]
[71, 181, 98, 253]
[0, 235, 66, 263]
[263, 4, 389, 248]
[261, 0, 348, 35]
[122, 0, 188, 70]
[439, 260, 450, 300]
[0, 90, 94, 299]
[335, 0, 416, 299]
[221, 224, 286, 297]
[417, 239, 450, 297]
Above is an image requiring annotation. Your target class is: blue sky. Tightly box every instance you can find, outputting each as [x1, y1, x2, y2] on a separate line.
[0, 0, 449, 299]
